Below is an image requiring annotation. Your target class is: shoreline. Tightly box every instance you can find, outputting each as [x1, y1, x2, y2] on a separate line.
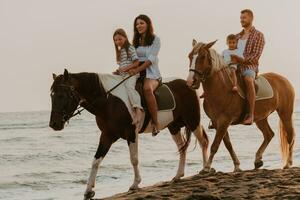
[100, 167, 300, 200]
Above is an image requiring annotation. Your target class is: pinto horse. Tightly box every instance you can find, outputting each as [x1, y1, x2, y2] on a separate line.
[49, 69, 208, 200]
[186, 40, 295, 172]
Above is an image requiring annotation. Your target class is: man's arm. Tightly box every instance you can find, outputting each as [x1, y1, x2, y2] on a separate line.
[243, 32, 265, 65]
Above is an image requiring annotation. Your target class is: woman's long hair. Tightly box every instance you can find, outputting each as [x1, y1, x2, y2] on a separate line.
[113, 28, 131, 63]
[132, 14, 155, 48]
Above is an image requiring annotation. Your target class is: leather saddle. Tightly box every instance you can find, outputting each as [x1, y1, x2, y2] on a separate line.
[232, 72, 274, 124]
[135, 78, 176, 132]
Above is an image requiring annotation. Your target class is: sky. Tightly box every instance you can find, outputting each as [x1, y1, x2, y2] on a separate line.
[0, 0, 299, 112]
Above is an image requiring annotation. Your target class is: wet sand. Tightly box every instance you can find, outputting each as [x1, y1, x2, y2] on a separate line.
[101, 167, 300, 200]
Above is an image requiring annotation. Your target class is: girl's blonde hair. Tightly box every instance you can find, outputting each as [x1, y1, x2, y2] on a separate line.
[113, 28, 131, 62]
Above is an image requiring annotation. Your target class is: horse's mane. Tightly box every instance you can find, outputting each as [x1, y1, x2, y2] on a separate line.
[192, 42, 227, 74]
[192, 42, 205, 54]
[192, 42, 230, 81]
[208, 48, 227, 73]
[71, 73, 100, 94]
[51, 72, 104, 96]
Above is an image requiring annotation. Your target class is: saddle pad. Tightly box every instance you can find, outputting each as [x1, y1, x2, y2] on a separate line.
[238, 75, 274, 101]
[97, 73, 134, 118]
[154, 84, 176, 111]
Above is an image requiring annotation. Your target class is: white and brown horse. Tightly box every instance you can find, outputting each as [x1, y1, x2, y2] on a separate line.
[49, 69, 208, 200]
[186, 40, 295, 172]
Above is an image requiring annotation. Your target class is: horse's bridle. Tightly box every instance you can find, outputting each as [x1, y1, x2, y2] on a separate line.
[51, 84, 83, 123]
[189, 51, 213, 83]
[189, 68, 212, 83]
[50, 72, 130, 123]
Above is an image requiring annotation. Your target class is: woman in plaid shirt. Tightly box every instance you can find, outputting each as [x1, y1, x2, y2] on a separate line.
[231, 9, 265, 125]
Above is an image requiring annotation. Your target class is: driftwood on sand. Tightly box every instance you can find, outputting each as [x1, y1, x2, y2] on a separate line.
[101, 167, 300, 200]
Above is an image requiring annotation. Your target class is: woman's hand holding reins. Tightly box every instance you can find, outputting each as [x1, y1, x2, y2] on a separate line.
[128, 68, 139, 75]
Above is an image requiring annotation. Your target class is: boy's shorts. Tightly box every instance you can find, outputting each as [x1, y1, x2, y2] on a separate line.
[229, 64, 238, 70]
[242, 69, 256, 78]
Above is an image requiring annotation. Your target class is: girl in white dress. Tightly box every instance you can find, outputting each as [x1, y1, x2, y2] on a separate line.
[113, 28, 143, 125]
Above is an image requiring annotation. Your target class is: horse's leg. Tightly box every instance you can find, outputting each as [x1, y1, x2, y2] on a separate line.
[222, 132, 241, 172]
[254, 118, 275, 169]
[84, 133, 113, 200]
[171, 130, 186, 181]
[192, 125, 209, 169]
[203, 119, 231, 172]
[128, 129, 141, 190]
[277, 110, 295, 169]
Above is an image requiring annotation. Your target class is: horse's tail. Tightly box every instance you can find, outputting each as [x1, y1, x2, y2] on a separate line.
[279, 119, 289, 165]
[179, 127, 192, 154]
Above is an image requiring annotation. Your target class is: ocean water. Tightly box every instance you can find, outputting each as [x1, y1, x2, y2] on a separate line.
[0, 101, 300, 200]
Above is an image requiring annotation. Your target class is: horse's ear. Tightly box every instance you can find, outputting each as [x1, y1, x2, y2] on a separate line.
[204, 40, 218, 49]
[52, 73, 57, 80]
[192, 39, 197, 47]
[63, 69, 69, 80]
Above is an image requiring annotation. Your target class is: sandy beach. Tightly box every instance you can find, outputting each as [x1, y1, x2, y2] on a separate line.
[102, 167, 300, 200]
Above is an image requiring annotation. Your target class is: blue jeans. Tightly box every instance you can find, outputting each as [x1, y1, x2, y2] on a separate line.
[242, 69, 256, 78]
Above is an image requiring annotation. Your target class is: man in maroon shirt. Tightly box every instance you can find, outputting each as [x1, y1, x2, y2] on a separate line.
[231, 9, 265, 125]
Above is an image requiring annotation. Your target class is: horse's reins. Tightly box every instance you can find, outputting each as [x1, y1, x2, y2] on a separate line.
[68, 74, 134, 120]
[105, 74, 133, 96]
[190, 59, 237, 118]
[189, 56, 233, 84]
[51, 84, 83, 122]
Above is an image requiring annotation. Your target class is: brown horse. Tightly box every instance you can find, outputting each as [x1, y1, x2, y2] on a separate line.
[49, 69, 208, 200]
[186, 40, 295, 172]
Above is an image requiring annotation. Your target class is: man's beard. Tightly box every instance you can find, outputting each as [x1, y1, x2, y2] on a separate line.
[241, 21, 251, 28]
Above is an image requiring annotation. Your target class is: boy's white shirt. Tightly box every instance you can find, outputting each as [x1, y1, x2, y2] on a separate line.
[222, 48, 244, 65]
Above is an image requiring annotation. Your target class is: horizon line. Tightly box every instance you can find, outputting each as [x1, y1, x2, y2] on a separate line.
[1, 99, 300, 114]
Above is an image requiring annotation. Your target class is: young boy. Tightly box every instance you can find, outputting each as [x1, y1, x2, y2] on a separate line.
[222, 34, 243, 92]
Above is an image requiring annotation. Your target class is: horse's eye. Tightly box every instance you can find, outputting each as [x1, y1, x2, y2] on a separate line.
[50, 91, 55, 97]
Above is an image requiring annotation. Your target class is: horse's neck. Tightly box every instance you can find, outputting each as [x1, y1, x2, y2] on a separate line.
[73, 73, 110, 118]
[203, 69, 233, 106]
[74, 73, 105, 100]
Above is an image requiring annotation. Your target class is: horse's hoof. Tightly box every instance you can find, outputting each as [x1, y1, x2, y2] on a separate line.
[199, 169, 209, 174]
[283, 164, 290, 169]
[233, 168, 242, 173]
[84, 191, 95, 200]
[254, 160, 263, 169]
[171, 173, 184, 182]
[171, 177, 181, 183]
[129, 185, 140, 191]
[200, 167, 215, 174]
